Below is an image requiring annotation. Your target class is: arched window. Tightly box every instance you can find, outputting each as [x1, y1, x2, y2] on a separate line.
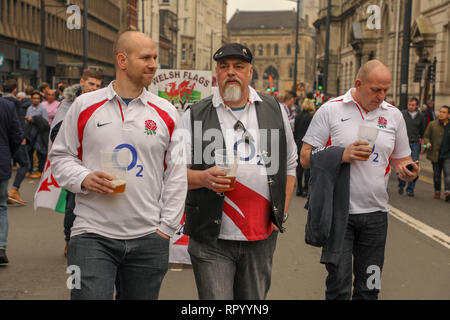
[266, 44, 271, 56]
[258, 44, 263, 56]
[251, 44, 256, 55]
[287, 44, 291, 55]
[274, 44, 279, 56]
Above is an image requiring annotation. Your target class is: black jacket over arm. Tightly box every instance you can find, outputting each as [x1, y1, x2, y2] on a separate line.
[305, 146, 350, 266]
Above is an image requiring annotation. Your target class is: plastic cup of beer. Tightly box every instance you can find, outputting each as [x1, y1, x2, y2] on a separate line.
[100, 150, 129, 194]
[214, 149, 238, 192]
[357, 126, 379, 160]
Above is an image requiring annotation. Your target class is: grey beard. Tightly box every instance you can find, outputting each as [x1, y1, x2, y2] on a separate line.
[223, 85, 242, 102]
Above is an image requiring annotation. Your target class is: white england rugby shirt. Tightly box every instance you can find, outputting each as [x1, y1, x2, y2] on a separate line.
[183, 86, 297, 241]
[303, 89, 411, 214]
[49, 81, 187, 240]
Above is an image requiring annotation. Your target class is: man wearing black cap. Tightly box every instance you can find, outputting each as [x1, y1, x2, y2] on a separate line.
[182, 43, 297, 300]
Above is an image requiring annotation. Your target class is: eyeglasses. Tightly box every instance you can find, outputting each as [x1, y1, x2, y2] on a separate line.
[233, 120, 252, 144]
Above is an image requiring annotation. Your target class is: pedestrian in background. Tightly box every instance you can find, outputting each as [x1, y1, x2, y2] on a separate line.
[398, 97, 425, 197]
[183, 43, 297, 300]
[301, 60, 419, 300]
[1, 80, 30, 205]
[0, 96, 24, 265]
[49, 31, 186, 300]
[422, 100, 436, 129]
[39, 82, 50, 101]
[294, 92, 315, 197]
[423, 105, 450, 201]
[25, 91, 49, 179]
[41, 89, 61, 126]
[284, 91, 299, 131]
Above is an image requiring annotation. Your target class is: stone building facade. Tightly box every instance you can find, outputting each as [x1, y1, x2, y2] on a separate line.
[227, 10, 316, 95]
[314, 0, 450, 107]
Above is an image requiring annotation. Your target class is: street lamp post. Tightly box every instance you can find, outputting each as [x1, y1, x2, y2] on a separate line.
[292, 0, 300, 93]
[83, 0, 88, 71]
[40, 0, 46, 83]
[399, 0, 413, 110]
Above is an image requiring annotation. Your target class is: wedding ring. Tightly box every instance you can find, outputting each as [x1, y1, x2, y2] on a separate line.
[211, 182, 216, 188]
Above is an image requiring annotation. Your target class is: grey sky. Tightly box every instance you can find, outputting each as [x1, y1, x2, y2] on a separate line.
[227, 0, 297, 21]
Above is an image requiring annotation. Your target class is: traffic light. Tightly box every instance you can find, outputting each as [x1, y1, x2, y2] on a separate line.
[428, 63, 436, 82]
[317, 74, 324, 91]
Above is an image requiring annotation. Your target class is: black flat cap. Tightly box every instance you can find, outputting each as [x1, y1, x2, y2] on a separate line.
[213, 43, 253, 63]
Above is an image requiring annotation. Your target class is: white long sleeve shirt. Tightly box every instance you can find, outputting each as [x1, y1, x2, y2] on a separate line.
[49, 81, 187, 240]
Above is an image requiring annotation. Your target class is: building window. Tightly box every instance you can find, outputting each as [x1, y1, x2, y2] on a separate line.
[274, 44, 279, 56]
[266, 44, 271, 56]
[289, 64, 294, 78]
[182, 44, 186, 61]
[258, 44, 263, 56]
[287, 44, 291, 55]
[162, 0, 169, 3]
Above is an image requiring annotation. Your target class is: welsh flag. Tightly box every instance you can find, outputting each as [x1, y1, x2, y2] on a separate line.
[33, 158, 67, 213]
[169, 212, 191, 265]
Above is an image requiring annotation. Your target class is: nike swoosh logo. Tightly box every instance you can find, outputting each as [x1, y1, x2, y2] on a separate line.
[341, 118, 352, 122]
[97, 121, 112, 127]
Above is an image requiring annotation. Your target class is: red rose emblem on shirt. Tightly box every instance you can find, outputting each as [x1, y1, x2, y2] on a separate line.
[145, 120, 157, 135]
[377, 117, 387, 128]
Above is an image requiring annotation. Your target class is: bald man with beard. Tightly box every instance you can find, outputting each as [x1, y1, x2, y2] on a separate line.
[300, 60, 419, 300]
[49, 31, 187, 300]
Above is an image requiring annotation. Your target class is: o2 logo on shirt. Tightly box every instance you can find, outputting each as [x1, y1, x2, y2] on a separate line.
[113, 144, 144, 177]
[233, 139, 265, 166]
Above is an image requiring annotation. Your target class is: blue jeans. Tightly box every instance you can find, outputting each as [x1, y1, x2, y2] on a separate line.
[12, 144, 31, 190]
[67, 232, 169, 300]
[325, 212, 388, 300]
[444, 158, 450, 193]
[188, 231, 278, 300]
[0, 179, 10, 248]
[398, 142, 420, 194]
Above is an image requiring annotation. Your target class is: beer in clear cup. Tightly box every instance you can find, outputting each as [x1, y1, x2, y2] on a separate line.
[214, 149, 238, 192]
[100, 150, 129, 194]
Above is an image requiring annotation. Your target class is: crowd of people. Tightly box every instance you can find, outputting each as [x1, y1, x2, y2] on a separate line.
[0, 32, 448, 301]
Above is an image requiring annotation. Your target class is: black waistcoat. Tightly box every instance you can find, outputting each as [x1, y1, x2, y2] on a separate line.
[184, 93, 287, 243]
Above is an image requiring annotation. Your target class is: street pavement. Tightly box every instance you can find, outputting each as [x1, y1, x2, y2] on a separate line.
[0, 153, 449, 300]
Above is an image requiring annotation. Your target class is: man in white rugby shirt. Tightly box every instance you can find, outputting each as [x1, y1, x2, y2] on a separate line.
[182, 43, 297, 300]
[49, 31, 187, 300]
[300, 60, 420, 300]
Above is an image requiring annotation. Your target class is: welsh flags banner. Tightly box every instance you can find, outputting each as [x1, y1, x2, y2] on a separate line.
[33, 158, 67, 213]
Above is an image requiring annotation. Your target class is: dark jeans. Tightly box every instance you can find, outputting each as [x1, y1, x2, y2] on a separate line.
[325, 212, 388, 300]
[12, 144, 31, 189]
[296, 156, 310, 194]
[27, 147, 46, 173]
[63, 191, 76, 242]
[398, 142, 421, 194]
[432, 158, 450, 193]
[0, 180, 9, 248]
[67, 232, 169, 300]
[188, 231, 278, 300]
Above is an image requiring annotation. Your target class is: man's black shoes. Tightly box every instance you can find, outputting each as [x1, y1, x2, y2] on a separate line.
[0, 248, 8, 265]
